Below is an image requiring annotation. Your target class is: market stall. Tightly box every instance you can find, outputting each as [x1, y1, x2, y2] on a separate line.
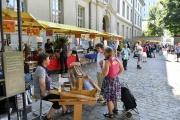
[47, 56, 77, 70]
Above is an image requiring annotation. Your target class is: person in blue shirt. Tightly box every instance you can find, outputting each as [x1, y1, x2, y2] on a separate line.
[121, 44, 130, 70]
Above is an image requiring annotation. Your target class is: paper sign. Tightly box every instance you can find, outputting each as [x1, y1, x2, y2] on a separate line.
[26, 27, 40, 36]
[46, 29, 53, 36]
[2, 21, 15, 33]
[75, 33, 81, 38]
[89, 34, 96, 39]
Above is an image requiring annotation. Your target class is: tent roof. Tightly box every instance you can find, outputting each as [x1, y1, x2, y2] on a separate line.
[2, 8, 44, 28]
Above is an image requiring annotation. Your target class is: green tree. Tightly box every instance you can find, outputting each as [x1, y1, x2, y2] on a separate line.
[159, 0, 180, 36]
[147, 5, 164, 36]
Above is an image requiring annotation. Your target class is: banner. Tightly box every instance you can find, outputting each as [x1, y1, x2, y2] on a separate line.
[2, 21, 15, 33]
[26, 27, 40, 36]
[104, 36, 110, 40]
[75, 33, 81, 38]
[89, 34, 96, 39]
[46, 29, 53, 36]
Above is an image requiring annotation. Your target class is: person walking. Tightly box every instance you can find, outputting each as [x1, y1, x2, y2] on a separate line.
[175, 42, 180, 62]
[137, 41, 143, 69]
[142, 45, 147, 62]
[121, 44, 130, 70]
[95, 43, 105, 102]
[59, 40, 68, 74]
[99, 47, 124, 118]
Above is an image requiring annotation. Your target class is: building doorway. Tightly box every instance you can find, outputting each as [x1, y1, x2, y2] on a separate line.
[102, 15, 110, 32]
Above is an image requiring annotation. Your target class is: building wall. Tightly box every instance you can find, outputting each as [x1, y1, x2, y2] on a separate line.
[27, 0, 51, 21]
[2, 0, 145, 48]
[142, 0, 157, 20]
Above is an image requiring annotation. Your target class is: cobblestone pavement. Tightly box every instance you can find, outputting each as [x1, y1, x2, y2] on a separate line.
[3, 53, 180, 120]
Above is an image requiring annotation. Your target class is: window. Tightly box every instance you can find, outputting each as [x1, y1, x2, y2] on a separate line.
[7, 0, 24, 12]
[52, 0, 63, 23]
[77, 6, 84, 27]
[130, 28, 132, 38]
[140, 18, 142, 27]
[126, 27, 129, 38]
[117, 0, 120, 13]
[136, 0, 137, 8]
[135, 30, 136, 36]
[130, 9, 132, 22]
[122, 1, 125, 17]
[122, 25, 124, 36]
[135, 13, 136, 25]
[117, 22, 120, 35]
[127, 6, 129, 20]
[138, 3, 139, 11]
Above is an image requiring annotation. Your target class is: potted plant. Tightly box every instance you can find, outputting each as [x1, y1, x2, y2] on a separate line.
[53, 34, 68, 58]
[23, 43, 31, 61]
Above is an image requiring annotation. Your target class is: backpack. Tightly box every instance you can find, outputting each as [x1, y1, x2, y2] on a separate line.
[121, 85, 137, 110]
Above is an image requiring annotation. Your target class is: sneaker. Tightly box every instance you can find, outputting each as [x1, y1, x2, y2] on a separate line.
[137, 66, 142, 69]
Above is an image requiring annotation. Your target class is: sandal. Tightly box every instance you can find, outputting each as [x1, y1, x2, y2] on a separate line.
[102, 101, 107, 106]
[44, 116, 56, 120]
[62, 109, 72, 116]
[103, 112, 113, 118]
[112, 109, 119, 114]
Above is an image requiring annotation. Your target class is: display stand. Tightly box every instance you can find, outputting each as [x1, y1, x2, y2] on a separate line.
[0, 0, 27, 120]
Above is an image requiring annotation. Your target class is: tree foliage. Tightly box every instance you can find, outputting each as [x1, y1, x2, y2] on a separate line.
[159, 0, 180, 36]
[147, 5, 164, 36]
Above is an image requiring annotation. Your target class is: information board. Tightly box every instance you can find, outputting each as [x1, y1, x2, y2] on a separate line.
[3, 52, 25, 97]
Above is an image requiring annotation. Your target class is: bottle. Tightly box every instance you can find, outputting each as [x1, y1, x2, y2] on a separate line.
[58, 74, 61, 92]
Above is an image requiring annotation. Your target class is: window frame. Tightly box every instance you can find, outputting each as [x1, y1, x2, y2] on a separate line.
[77, 6, 85, 28]
[52, 0, 63, 23]
[122, 1, 125, 17]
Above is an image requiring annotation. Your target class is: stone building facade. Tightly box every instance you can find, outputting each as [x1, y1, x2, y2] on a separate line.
[2, 0, 145, 46]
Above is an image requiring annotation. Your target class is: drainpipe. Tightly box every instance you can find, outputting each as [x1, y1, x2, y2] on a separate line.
[96, 0, 98, 30]
[89, 1, 91, 29]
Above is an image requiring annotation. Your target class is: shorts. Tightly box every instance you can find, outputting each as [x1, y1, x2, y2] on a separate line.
[177, 53, 180, 58]
[138, 54, 142, 62]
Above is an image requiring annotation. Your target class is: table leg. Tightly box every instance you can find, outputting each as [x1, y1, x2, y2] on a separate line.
[74, 104, 82, 120]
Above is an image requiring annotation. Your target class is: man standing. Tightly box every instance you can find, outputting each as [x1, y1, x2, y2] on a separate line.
[45, 39, 53, 54]
[121, 44, 130, 70]
[95, 43, 105, 101]
[59, 40, 68, 74]
[137, 41, 143, 69]
[175, 42, 180, 62]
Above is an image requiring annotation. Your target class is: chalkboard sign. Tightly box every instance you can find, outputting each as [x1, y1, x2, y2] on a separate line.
[3, 52, 25, 97]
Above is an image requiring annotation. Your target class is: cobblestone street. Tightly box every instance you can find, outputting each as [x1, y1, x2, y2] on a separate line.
[5, 54, 180, 120]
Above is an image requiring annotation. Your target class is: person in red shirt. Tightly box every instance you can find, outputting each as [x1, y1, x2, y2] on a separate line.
[142, 45, 147, 62]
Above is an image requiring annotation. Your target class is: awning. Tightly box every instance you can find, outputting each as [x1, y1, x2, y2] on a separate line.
[2, 8, 44, 28]
[38, 20, 89, 34]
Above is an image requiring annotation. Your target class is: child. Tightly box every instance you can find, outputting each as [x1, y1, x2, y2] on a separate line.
[100, 47, 124, 118]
